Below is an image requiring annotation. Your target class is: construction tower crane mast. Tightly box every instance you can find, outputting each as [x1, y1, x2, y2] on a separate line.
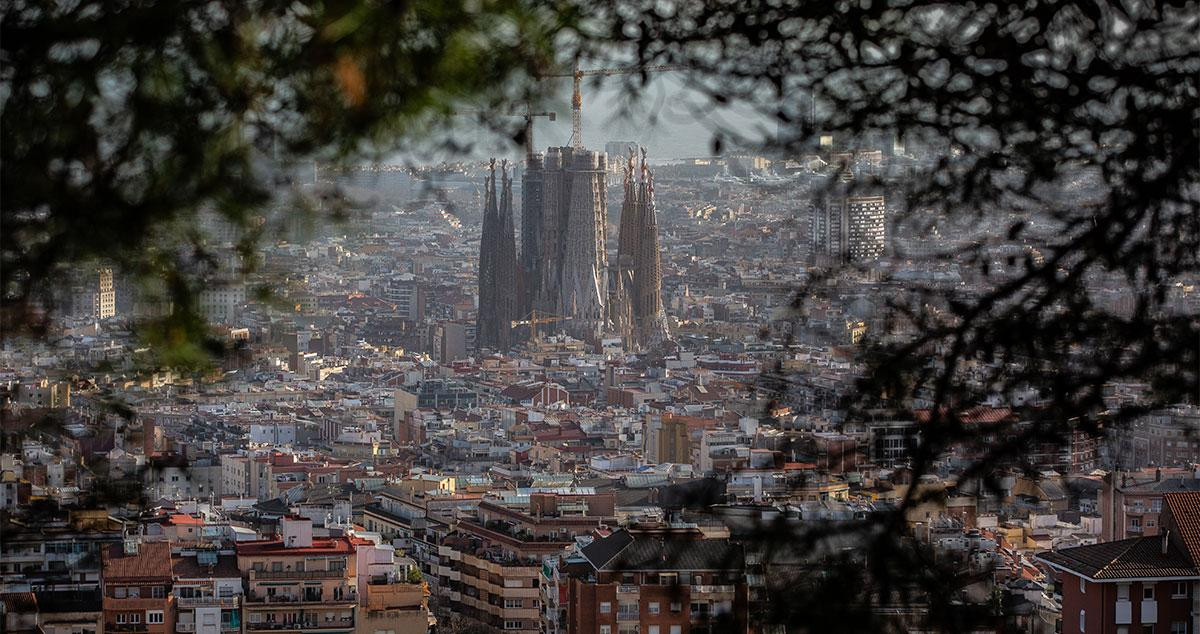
[511, 310, 572, 343]
[542, 63, 687, 149]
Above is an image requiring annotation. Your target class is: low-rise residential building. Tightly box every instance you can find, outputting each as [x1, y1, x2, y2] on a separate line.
[1037, 491, 1200, 634]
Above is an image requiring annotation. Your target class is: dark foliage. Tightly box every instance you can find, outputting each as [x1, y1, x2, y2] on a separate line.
[3, 0, 1198, 631]
[2, 0, 577, 363]
[586, 0, 1198, 629]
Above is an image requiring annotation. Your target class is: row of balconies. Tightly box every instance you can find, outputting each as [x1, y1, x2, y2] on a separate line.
[244, 618, 354, 631]
[248, 570, 344, 580]
[175, 621, 240, 632]
[245, 592, 356, 605]
[177, 596, 240, 609]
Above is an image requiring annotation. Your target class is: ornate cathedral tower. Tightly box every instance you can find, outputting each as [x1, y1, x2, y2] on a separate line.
[614, 148, 669, 349]
[476, 160, 523, 351]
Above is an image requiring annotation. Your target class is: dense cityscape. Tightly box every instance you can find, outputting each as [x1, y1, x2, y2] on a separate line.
[3, 2, 1198, 633]
[3, 125, 1198, 634]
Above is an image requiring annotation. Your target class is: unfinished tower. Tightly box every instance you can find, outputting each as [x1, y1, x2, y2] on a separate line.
[557, 149, 610, 340]
[520, 152, 544, 314]
[529, 146, 610, 342]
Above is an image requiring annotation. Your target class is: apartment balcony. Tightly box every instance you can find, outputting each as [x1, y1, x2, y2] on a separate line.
[245, 618, 354, 632]
[251, 570, 344, 580]
[176, 622, 237, 632]
[177, 596, 240, 609]
[691, 585, 736, 594]
[245, 593, 356, 606]
[616, 585, 639, 595]
[104, 597, 172, 611]
[106, 624, 149, 633]
[616, 610, 639, 622]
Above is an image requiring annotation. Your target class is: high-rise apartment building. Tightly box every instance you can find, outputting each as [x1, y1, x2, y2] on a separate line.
[810, 191, 887, 263]
[644, 414, 691, 465]
[845, 195, 887, 260]
[384, 274, 426, 322]
[70, 266, 116, 320]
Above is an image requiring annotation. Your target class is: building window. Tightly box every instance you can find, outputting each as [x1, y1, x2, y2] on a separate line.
[1169, 622, 1186, 634]
[504, 599, 522, 609]
[648, 602, 660, 615]
[670, 602, 682, 613]
[116, 614, 127, 624]
[129, 613, 141, 624]
[147, 611, 164, 624]
[1143, 585, 1155, 600]
[1173, 581, 1188, 598]
[600, 602, 611, 614]
[670, 627, 681, 634]
[503, 621, 521, 630]
[648, 627, 660, 634]
[1118, 584, 1130, 600]
[114, 587, 127, 599]
[151, 586, 165, 598]
[272, 562, 284, 572]
[600, 627, 611, 634]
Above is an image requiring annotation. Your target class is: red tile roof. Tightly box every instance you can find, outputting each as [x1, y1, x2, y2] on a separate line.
[168, 514, 202, 526]
[1036, 537, 1199, 580]
[1164, 491, 1200, 565]
[103, 542, 173, 580]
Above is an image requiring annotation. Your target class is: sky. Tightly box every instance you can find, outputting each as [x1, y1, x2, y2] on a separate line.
[410, 72, 771, 163]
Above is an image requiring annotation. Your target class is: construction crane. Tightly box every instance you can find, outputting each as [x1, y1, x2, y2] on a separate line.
[511, 309, 573, 342]
[541, 63, 688, 149]
[451, 107, 556, 160]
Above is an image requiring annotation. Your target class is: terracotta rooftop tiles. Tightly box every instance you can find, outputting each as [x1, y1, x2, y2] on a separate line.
[1164, 491, 1200, 565]
[1037, 537, 1198, 580]
[102, 542, 173, 580]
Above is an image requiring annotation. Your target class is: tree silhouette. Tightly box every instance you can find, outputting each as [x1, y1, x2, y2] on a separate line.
[4, 0, 1198, 631]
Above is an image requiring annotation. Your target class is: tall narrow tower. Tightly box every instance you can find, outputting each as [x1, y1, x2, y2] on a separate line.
[520, 152, 544, 314]
[557, 149, 610, 341]
[476, 160, 500, 351]
[477, 160, 523, 351]
[615, 148, 669, 349]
